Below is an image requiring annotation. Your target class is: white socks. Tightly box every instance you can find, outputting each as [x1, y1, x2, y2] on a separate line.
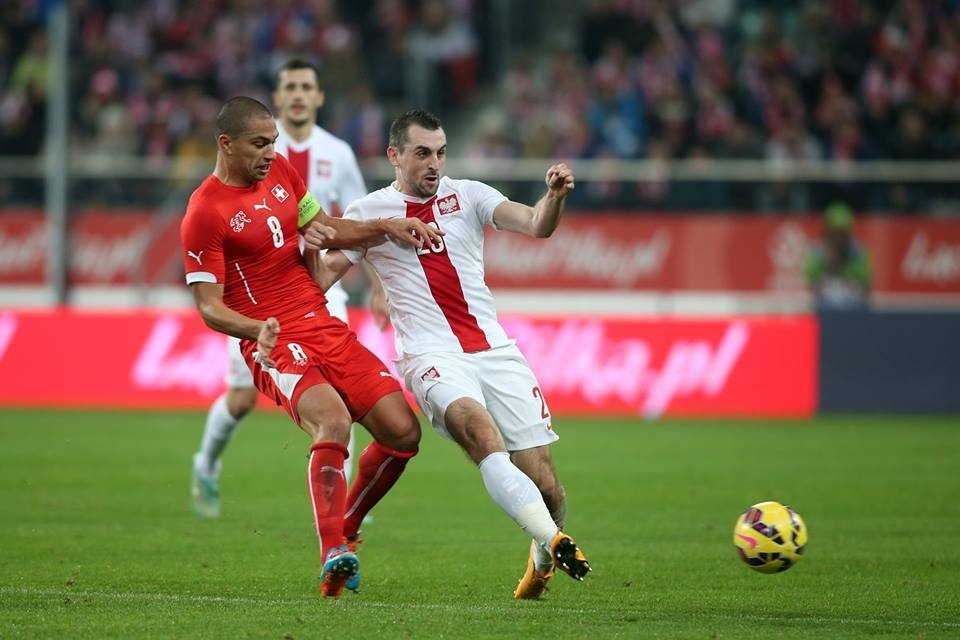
[478, 451, 559, 569]
[196, 394, 239, 475]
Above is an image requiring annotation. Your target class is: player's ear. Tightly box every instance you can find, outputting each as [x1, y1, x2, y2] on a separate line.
[387, 145, 400, 167]
[217, 133, 232, 154]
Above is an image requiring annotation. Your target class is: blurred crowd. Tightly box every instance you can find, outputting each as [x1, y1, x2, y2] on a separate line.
[0, 0, 483, 162]
[1, 0, 959, 213]
[474, 0, 960, 212]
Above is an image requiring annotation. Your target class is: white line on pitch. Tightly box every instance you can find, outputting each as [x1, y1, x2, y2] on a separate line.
[2, 586, 958, 629]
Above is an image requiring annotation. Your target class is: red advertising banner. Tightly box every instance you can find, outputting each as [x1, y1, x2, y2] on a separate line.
[483, 214, 960, 297]
[863, 218, 960, 294]
[0, 309, 817, 418]
[0, 209, 182, 285]
[3, 209, 957, 299]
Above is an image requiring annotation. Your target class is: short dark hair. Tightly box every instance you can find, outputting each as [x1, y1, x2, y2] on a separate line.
[215, 96, 272, 138]
[275, 58, 321, 89]
[389, 109, 443, 150]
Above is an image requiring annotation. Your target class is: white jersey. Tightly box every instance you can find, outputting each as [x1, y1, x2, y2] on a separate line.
[342, 176, 510, 358]
[275, 122, 367, 311]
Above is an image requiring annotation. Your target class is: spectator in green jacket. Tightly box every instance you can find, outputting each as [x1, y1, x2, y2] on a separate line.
[805, 203, 872, 310]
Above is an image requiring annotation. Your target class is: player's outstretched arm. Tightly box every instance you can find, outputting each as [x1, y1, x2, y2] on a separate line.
[303, 213, 443, 252]
[492, 163, 575, 238]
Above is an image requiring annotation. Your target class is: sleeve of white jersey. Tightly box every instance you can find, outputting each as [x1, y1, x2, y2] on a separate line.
[463, 179, 508, 228]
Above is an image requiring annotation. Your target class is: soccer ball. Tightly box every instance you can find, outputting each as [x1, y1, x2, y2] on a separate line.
[733, 501, 808, 573]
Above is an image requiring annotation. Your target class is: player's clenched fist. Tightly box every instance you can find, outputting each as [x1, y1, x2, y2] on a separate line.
[545, 163, 575, 197]
[253, 317, 280, 369]
[302, 220, 337, 250]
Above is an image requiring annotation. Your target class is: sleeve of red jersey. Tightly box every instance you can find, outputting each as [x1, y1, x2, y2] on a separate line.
[180, 195, 227, 285]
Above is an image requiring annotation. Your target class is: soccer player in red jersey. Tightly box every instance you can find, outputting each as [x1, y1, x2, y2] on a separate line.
[190, 59, 387, 520]
[180, 96, 441, 598]
[308, 109, 591, 600]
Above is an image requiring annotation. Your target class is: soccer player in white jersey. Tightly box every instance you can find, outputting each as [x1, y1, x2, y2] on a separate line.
[307, 109, 591, 599]
[191, 59, 387, 518]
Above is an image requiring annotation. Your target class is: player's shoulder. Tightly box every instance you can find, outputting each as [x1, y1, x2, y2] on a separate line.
[313, 126, 357, 156]
[439, 175, 466, 190]
[439, 175, 489, 194]
[185, 175, 222, 212]
[272, 152, 295, 173]
[345, 184, 397, 216]
[363, 184, 401, 202]
[438, 176, 504, 205]
[266, 153, 299, 185]
[313, 125, 348, 147]
[182, 176, 229, 233]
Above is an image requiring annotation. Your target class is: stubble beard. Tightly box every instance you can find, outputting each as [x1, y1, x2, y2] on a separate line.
[416, 174, 440, 198]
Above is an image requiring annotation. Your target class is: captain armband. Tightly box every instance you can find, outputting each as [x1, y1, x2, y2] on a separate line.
[297, 192, 324, 228]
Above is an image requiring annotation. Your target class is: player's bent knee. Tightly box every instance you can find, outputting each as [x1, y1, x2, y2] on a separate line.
[359, 395, 422, 452]
[300, 413, 353, 444]
[394, 415, 422, 451]
[377, 412, 421, 452]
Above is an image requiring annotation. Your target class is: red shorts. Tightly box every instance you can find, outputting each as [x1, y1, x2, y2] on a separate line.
[240, 312, 401, 426]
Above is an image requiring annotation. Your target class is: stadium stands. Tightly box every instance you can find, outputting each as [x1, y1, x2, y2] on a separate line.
[1, 0, 958, 212]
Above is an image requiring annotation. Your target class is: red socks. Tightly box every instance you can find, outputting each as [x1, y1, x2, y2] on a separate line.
[307, 441, 349, 560]
[343, 441, 418, 538]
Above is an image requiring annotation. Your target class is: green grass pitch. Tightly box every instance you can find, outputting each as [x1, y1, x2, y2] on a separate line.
[2, 409, 959, 639]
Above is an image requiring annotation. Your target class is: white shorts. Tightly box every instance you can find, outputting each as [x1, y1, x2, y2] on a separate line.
[224, 283, 349, 389]
[397, 343, 559, 452]
[225, 335, 254, 388]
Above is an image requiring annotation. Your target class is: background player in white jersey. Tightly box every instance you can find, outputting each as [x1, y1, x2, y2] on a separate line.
[191, 59, 387, 518]
[308, 109, 591, 600]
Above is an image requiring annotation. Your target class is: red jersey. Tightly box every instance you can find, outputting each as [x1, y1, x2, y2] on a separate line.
[180, 154, 401, 423]
[180, 154, 327, 323]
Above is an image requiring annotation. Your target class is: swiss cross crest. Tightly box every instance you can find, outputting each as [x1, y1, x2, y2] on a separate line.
[230, 210, 252, 232]
[437, 194, 461, 215]
[271, 184, 289, 202]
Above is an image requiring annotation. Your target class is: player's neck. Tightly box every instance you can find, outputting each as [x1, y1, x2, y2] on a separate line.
[214, 157, 255, 188]
[281, 120, 313, 144]
[392, 176, 437, 201]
